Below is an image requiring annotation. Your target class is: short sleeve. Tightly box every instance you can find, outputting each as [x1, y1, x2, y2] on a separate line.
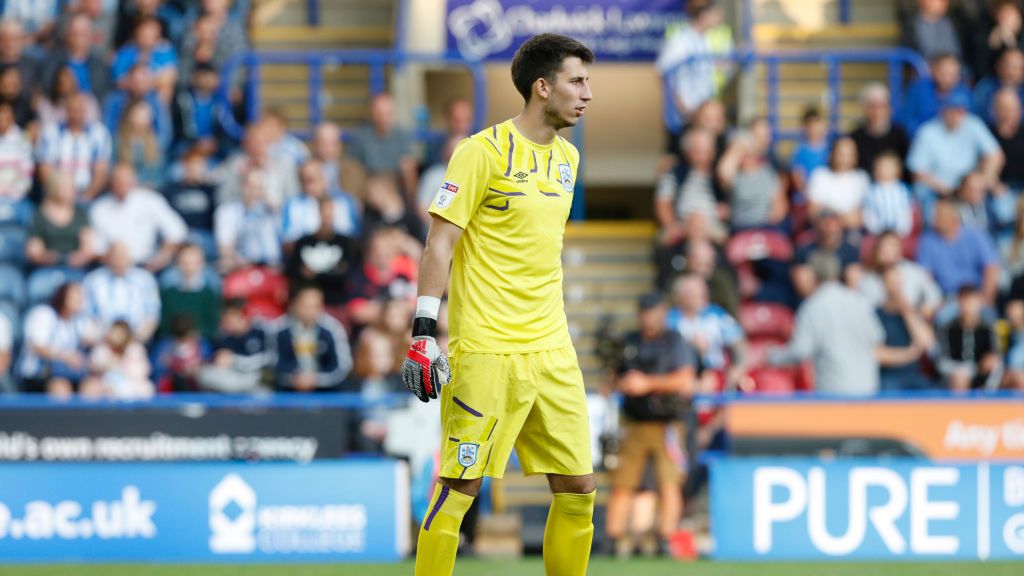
[906, 130, 929, 174]
[665, 331, 698, 372]
[428, 138, 492, 229]
[23, 306, 55, 348]
[969, 116, 1000, 156]
[0, 314, 10, 351]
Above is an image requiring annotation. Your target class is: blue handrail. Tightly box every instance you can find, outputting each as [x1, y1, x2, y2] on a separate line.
[217, 49, 488, 141]
[660, 48, 930, 144]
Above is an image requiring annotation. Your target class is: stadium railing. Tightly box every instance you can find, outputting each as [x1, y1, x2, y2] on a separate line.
[216, 48, 487, 141]
[660, 47, 930, 145]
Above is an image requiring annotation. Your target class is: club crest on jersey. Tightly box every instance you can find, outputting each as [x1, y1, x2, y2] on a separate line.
[458, 443, 479, 467]
[558, 163, 573, 193]
[434, 181, 459, 209]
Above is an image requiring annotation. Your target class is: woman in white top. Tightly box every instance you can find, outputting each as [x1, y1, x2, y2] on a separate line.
[807, 136, 871, 229]
[16, 281, 100, 397]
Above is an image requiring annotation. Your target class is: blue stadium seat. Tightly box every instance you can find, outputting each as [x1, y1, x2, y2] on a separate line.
[0, 264, 25, 308]
[0, 199, 32, 227]
[26, 267, 86, 307]
[0, 225, 26, 267]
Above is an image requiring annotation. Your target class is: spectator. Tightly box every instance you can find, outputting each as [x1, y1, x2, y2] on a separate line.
[90, 163, 188, 271]
[26, 170, 98, 270]
[790, 106, 830, 193]
[0, 311, 10, 393]
[902, 54, 967, 133]
[344, 227, 418, 332]
[42, 13, 110, 106]
[917, 197, 1001, 304]
[768, 252, 885, 395]
[974, 48, 1024, 122]
[161, 149, 217, 248]
[310, 121, 344, 193]
[905, 0, 963, 61]
[363, 175, 425, 242]
[0, 20, 40, 96]
[1002, 198, 1024, 285]
[217, 121, 299, 212]
[280, 159, 360, 248]
[178, 10, 246, 89]
[606, 292, 696, 558]
[665, 98, 728, 171]
[16, 282, 99, 396]
[792, 210, 862, 299]
[656, 1, 725, 143]
[348, 327, 406, 452]
[0, 65, 37, 133]
[87, 319, 154, 399]
[717, 123, 787, 231]
[115, 99, 166, 189]
[426, 97, 473, 166]
[347, 93, 418, 197]
[2, 0, 60, 49]
[683, 237, 739, 317]
[274, 285, 352, 392]
[957, 171, 1015, 238]
[37, 65, 101, 128]
[37, 93, 112, 201]
[982, 0, 1024, 76]
[863, 152, 916, 237]
[172, 63, 230, 158]
[990, 87, 1024, 188]
[197, 299, 270, 394]
[112, 0, 181, 48]
[849, 83, 911, 176]
[264, 107, 309, 170]
[152, 314, 210, 393]
[666, 274, 747, 391]
[103, 63, 173, 152]
[656, 128, 727, 245]
[214, 169, 282, 272]
[159, 243, 221, 340]
[908, 87, 1004, 222]
[876, 264, 937, 391]
[858, 231, 943, 318]
[286, 196, 359, 310]
[57, 0, 117, 53]
[936, 285, 1001, 390]
[807, 136, 871, 229]
[82, 242, 161, 342]
[0, 100, 33, 203]
[112, 16, 177, 101]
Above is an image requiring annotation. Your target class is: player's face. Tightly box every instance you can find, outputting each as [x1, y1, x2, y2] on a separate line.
[541, 56, 592, 130]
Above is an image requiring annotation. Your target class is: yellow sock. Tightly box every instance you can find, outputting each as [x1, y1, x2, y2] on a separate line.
[414, 482, 475, 576]
[543, 490, 596, 576]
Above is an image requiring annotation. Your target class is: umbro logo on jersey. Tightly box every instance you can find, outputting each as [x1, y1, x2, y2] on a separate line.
[513, 171, 528, 183]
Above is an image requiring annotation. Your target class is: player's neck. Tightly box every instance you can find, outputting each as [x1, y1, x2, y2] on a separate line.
[511, 110, 557, 146]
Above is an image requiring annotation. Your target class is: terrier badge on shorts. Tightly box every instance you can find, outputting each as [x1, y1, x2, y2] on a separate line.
[458, 443, 479, 467]
[557, 163, 573, 193]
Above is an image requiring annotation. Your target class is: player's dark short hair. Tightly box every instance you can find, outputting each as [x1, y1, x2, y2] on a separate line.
[510, 34, 594, 103]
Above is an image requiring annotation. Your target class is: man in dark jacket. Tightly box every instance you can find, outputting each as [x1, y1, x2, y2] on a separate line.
[274, 284, 352, 392]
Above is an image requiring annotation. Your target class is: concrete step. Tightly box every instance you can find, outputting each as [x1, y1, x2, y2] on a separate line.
[753, 23, 900, 49]
[752, 0, 897, 26]
[252, 25, 393, 49]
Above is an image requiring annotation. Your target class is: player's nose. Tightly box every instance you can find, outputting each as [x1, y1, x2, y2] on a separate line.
[581, 81, 593, 102]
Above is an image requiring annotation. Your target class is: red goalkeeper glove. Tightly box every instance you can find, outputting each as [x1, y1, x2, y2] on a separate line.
[401, 318, 451, 402]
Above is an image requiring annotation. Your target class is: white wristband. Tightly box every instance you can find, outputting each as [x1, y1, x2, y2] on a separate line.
[416, 296, 441, 320]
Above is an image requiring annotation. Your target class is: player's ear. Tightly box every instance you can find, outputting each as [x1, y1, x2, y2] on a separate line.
[534, 77, 550, 100]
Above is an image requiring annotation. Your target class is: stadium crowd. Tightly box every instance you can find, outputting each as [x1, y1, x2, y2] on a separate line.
[652, 0, 1024, 402]
[0, 0, 478, 445]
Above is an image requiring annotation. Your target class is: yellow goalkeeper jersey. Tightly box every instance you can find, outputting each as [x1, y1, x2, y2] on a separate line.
[428, 119, 579, 354]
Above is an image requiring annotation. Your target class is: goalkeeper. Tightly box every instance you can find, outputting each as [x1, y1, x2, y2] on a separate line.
[401, 33, 597, 576]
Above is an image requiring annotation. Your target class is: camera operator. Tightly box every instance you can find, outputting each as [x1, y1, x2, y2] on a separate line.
[605, 292, 697, 556]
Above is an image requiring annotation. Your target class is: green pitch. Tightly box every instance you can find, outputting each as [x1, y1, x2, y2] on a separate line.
[0, 560, 1022, 576]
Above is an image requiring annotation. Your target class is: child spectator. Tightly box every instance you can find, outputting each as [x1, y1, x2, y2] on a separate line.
[863, 151, 916, 237]
[198, 299, 270, 394]
[88, 319, 153, 399]
[790, 106, 830, 194]
[152, 314, 210, 393]
[936, 285, 1002, 391]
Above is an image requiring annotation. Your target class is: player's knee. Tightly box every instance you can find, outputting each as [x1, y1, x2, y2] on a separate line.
[439, 476, 483, 498]
[548, 473, 596, 495]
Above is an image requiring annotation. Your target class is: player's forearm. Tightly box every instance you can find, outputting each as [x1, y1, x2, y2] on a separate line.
[417, 218, 462, 300]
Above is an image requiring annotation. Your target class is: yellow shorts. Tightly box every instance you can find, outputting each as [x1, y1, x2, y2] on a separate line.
[439, 345, 593, 480]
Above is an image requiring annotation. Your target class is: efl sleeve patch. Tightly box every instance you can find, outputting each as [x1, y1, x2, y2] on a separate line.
[434, 181, 460, 209]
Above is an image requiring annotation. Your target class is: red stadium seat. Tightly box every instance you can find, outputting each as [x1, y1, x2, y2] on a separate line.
[726, 230, 793, 266]
[223, 265, 289, 320]
[739, 303, 794, 340]
[748, 367, 799, 394]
